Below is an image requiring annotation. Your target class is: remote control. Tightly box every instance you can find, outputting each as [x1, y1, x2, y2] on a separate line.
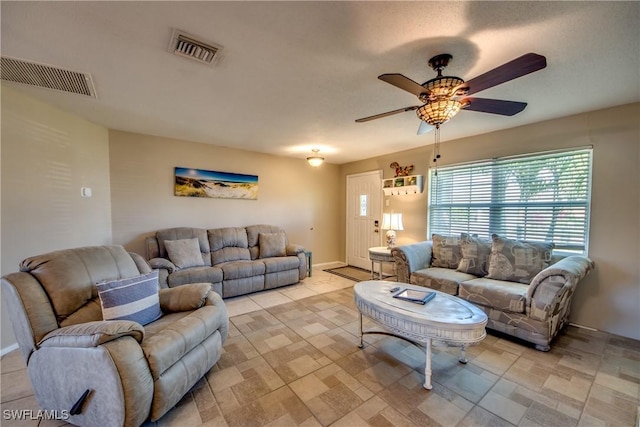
[389, 287, 400, 293]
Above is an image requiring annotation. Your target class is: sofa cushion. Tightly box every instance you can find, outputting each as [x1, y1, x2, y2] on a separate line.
[246, 224, 285, 259]
[208, 227, 251, 264]
[156, 228, 211, 264]
[141, 305, 226, 379]
[19, 245, 141, 322]
[262, 256, 300, 273]
[459, 277, 528, 314]
[167, 266, 223, 288]
[219, 260, 266, 279]
[486, 235, 554, 284]
[164, 238, 205, 269]
[431, 234, 462, 269]
[96, 270, 162, 326]
[159, 283, 212, 313]
[259, 232, 286, 258]
[457, 234, 491, 277]
[410, 267, 476, 295]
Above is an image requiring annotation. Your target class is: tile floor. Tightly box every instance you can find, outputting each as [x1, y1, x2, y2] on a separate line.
[2, 266, 639, 427]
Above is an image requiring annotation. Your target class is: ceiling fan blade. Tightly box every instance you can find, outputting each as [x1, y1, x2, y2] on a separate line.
[355, 105, 419, 123]
[378, 74, 426, 97]
[417, 121, 434, 135]
[463, 97, 527, 116]
[461, 53, 547, 96]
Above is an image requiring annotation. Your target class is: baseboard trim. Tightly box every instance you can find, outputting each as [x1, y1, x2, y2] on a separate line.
[1, 343, 19, 357]
[568, 322, 599, 332]
[313, 261, 347, 269]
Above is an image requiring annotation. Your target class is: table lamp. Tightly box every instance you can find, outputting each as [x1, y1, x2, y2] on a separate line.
[381, 212, 403, 248]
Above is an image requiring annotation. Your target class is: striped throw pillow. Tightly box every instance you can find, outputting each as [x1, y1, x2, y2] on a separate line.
[97, 270, 162, 326]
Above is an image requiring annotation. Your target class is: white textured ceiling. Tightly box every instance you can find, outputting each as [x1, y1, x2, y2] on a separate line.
[2, 1, 639, 164]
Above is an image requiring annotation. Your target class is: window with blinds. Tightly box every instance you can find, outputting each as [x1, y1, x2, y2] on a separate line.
[428, 148, 592, 254]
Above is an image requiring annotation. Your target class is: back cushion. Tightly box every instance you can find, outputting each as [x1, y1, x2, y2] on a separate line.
[486, 234, 555, 284]
[246, 225, 285, 260]
[431, 234, 462, 269]
[19, 246, 141, 323]
[156, 227, 211, 266]
[208, 227, 251, 264]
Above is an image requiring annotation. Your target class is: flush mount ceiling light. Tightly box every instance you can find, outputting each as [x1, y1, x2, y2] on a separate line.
[306, 149, 324, 167]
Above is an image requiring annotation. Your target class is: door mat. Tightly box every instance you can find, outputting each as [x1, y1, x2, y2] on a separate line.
[323, 266, 373, 282]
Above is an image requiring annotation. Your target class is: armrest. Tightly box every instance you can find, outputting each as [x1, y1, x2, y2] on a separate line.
[204, 290, 229, 343]
[149, 257, 176, 273]
[159, 283, 211, 312]
[527, 256, 595, 321]
[38, 320, 144, 349]
[528, 256, 595, 298]
[286, 243, 304, 255]
[129, 251, 152, 274]
[391, 241, 433, 283]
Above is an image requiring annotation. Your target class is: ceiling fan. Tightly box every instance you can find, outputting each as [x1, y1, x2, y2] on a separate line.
[355, 52, 547, 135]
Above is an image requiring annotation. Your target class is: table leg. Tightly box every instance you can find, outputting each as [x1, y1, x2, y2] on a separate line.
[423, 338, 433, 390]
[358, 313, 364, 349]
[370, 261, 374, 279]
[459, 344, 468, 364]
[378, 262, 383, 280]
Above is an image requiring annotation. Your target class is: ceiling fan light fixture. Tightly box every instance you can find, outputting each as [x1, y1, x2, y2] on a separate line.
[306, 149, 324, 167]
[422, 76, 465, 99]
[416, 99, 465, 126]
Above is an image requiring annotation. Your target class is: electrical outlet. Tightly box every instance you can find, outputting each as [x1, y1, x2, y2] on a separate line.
[81, 187, 92, 198]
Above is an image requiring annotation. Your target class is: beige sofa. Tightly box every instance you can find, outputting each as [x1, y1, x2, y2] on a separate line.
[145, 224, 307, 298]
[391, 234, 594, 351]
[1, 245, 228, 427]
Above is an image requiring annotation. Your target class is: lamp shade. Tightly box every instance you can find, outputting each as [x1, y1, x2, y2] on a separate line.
[381, 213, 404, 231]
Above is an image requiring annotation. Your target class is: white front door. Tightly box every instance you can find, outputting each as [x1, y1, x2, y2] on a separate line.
[346, 170, 383, 270]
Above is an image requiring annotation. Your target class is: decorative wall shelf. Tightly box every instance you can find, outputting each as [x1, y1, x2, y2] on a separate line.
[382, 175, 424, 196]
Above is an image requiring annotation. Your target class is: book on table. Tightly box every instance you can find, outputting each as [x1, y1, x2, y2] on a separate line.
[392, 288, 435, 305]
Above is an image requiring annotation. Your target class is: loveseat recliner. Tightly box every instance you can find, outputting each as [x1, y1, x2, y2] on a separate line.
[1, 245, 228, 427]
[145, 224, 307, 298]
[392, 234, 594, 351]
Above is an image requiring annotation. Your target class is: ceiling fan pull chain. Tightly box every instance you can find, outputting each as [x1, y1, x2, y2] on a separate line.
[433, 125, 441, 176]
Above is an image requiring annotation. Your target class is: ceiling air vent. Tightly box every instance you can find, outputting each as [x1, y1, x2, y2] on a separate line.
[0, 56, 97, 97]
[168, 29, 222, 65]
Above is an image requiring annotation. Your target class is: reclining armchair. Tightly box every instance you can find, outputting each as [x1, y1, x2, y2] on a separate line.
[1, 245, 229, 427]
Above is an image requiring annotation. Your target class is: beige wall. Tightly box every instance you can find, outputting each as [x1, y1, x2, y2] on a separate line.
[109, 130, 342, 264]
[339, 102, 640, 340]
[1, 85, 112, 349]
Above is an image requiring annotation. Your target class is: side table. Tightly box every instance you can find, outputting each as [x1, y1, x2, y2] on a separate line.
[368, 246, 395, 280]
[304, 250, 312, 277]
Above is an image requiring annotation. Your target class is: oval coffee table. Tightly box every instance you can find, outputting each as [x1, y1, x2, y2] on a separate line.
[354, 280, 488, 389]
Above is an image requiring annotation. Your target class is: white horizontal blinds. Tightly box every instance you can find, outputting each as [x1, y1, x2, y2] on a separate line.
[429, 148, 592, 253]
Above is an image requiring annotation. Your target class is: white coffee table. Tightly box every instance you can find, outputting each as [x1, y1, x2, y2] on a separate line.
[354, 280, 488, 389]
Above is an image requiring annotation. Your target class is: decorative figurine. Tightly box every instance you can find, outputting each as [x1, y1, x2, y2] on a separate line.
[390, 162, 414, 177]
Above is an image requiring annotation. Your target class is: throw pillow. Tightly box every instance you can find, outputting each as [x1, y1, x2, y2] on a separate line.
[431, 234, 462, 269]
[259, 232, 286, 258]
[457, 233, 491, 277]
[96, 270, 162, 326]
[486, 234, 555, 284]
[164, 238, 204, 269]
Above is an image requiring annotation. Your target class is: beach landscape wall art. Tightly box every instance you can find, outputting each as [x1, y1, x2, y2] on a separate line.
[174, 167, 259, 200]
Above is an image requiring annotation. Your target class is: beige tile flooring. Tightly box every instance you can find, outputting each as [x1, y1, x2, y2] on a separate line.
[2, 266, 639, 427]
